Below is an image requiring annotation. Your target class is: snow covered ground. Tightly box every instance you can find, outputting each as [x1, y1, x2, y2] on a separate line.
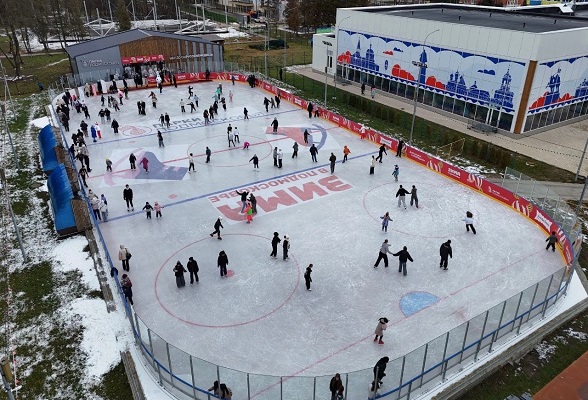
[55, 81, 569, 398]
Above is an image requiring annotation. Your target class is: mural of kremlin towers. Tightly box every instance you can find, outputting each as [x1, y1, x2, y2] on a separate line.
[337, 31, 588, 116]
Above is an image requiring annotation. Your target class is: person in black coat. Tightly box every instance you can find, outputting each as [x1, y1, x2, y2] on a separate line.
[396, 185, 410, 209]
[249, 154, 259, 170]
[329, 153, 336, 173]
[248, 193, 257, 214]
[111, 119, 119, 134]
[310, 144, 318, 163]
[173, 261, 187, 287]
[210, 217, 224, 239]
[303, 129, 309, 144]
[270, 232, 281, 258]
[218, 250, 229, 277]
[307, 102, 313, 118]
[373, 357, 389, 386]
[123, 184, 134, 211]
[187, 256, 199, 283]
[375, 145, 387, 163]
[396, 140, 404, 157]
[304, 264, 313, 290]
[236, 189, 249, 213]
[129, 153, 137, 170]
[392, 246, 414, 276]
[439, 240, 452, 270]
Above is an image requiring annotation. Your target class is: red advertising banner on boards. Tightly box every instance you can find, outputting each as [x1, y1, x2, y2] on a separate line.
[122, 55, 165, 64]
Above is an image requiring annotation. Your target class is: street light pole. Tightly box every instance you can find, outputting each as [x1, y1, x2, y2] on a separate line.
[322, 41, 333, 106]
[333, 15, 351, 100]
[409, 29, 439, 146]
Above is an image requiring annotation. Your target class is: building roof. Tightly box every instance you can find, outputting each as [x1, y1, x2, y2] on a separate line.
[65, 29, 216, 58]
[356, 4, 588, 33]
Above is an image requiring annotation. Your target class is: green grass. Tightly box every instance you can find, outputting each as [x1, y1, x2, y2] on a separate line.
[93, 361, 134, 399]
[0, 52, 69, 97]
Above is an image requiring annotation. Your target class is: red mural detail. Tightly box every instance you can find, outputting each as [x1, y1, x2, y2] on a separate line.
[337, 51, 352, 64]
[426, 76, 446, 90]
[383, 50, 394, 56]
[391, 64, 415, 81]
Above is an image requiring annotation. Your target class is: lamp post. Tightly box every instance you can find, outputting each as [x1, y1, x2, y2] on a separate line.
[409, 29, 439, 146]
[333, 15, 351, 100]
[322, 41, 333, 106]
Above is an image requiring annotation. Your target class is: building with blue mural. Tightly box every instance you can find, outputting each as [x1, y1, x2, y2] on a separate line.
[312, 4, 588, 133]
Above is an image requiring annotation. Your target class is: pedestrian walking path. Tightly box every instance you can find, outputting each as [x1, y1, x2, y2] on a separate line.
[295, 67, 588, 177]
[533, 350, 588, 400]
[487, 178, 585, 200]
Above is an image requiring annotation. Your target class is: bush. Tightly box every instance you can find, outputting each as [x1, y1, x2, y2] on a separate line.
[248, 39, 288, 51]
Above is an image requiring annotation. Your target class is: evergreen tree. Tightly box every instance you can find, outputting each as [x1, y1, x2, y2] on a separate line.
[116, 0, 132, 31]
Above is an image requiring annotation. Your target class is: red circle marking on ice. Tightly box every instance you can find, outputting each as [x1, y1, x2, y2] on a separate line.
[187, 134, 279, 167]
[168, 194, 178, 199]
[153, 233, 300, 328]
[226, 269, 235, 277]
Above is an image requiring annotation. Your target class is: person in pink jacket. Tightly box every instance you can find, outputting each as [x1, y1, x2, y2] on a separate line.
[373, 317, 389, 345]
[154, 201, 163, 218]
[140, 156, 149, 173]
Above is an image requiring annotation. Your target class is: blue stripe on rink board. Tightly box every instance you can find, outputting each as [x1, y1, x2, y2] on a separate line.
[400, 292, 440, 317]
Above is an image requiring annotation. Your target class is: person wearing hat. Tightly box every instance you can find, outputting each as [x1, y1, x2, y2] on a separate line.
[187, 257, 199, 284]
[392, 246, 414, 276]
[392, 164, 400, 182]
[373, 317, 389, 344]
[440, 240, 453, 270]
[283, 235, 290, 260]
[304, 264, 313, 291]
[270, 232, 281, 259]
[210, 216, 224, 240]
[395, 185, 410, 210]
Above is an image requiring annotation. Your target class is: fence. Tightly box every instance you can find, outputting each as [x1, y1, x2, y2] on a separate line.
[46, 80, 575, 400]
[501, 167, 581, 252]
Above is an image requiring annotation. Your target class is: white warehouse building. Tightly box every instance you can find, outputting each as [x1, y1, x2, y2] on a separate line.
[312, 4, 588, 133]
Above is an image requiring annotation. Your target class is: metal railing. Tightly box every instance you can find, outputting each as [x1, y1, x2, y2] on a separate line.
[46, 86, 575, 400]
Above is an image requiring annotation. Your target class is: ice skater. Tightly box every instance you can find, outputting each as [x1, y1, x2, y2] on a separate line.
[218, 250, 229, 277]
[245, 202, 253, 223]
[173, 261, 187, 288]
[396, 185, 409, 209]
[235, 189, 249, 212]
[304, 264, 313, 290]
[277, 149, 284, 168]
[249, 193, 257, 214]
[273, 147, 278, 167]
[123, 184, 134, 211]
[180, 99, 185, 113]
[283, 235, 290, 260]
[243, 141, 250, 149]
[270, 232, 281, 258]
[374, 239, 393, 268]
[410, 185, 418, 208]
[119, 244, 131, 271]
[329, 153, 336, 173]
[99, 197, 108, 222]
[140, 156, 149, 174]
[206, 147, 212, 163]
[310, 144, 318, 163]
[373, 357, 389, 385]
[380, 212, 391, 232]
[392, 164, 400, 182]
[396, 139, 404, 157]
[187, 257, 199, 284]
[228, 131, 236, 147]
[440, 240, 452, 270]
[121, 274, 133, 305]
[546, 231, 558, 251]
[329, 374, 344, 400]
[343, 145, 350, 163]
[370, 156, 376, 175]
[233, 127, 240, 143]
[244, 107, 249, 119]
[249, 154, 259, 170]
[304, 129, 309, 143]
[375, 144, 387, 163]
[157, 130, 164, 147]
[154, 201, 163, 218]
[463, 211, 476, 234]
[292, 142, 299, 158]
[210, 216, 224, 239]
[142, 201, 154, 219]
[373, 317, 389, 344]
[392, 246, 414, 276]
[129, 153, 137, 170]
[271, 117, 279, 133]
[189, 153, 195, 172]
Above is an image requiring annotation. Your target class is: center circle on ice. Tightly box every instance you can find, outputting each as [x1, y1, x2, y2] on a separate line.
[399, 292, 440, 317]
[154, 234, 300, 328]
[187, 135, 273, 167]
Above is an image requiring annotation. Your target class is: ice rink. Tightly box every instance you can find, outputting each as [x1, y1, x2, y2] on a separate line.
[67, 80, 565, 388]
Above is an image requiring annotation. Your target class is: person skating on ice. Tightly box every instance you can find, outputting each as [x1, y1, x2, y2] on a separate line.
[373, 317, 389, 344]
[375, 144, 387, 163]
[329, 153, 336, 173]
[188, 153, 195, 172]
[292, 142, 299, 158]
[392, 164, 400, 182]
[140, 156, 149, 174]
[121, 274, 133, 305]
[440, 240, 452, 270]
[245, 202, 253, 223]
[304, 264, 313, 290]
[370, 155, 376, 175]
[277, 149, 284, 168]
[180, 99, 185, 113]
[283, 235, 290, 260]
[228, 131, 236, 147]
[248, 193, 257, 214]
[263, 97, 270, 112]
[243, 107, 249, 119]
[392, 246, 414, 276]
[380, 212, 391, 232]
[395, 185, 409, 209]
[410, 185, 418, 208]
[463, 211, 476, 234]
[187, 256, 199, 284]
[173, 261, 187, 288]
[157, 130, 164, 147]
[373, 357, 389, 386]
[271, 117, 279, 133]
[118, 244, 131, 271]
[218, 250, 229, 277]
[310, 144, 318, 163]
[249, 154, 259, 170]
[374, 239, 393, 268]
[546, 231, 558, 251]
[123, 184, 134, 211]
[342, 145, 350, 163]
[396, 139, 404, 157]
[235, 189, 249, 213]
[129, 153, 137, 170]
[303, 129, 309, 143]
[210, 216, 224, 239]
[273, 147, 278, 167]
[154, 201, 163, 218]
[270, 232, 281, 258]
[233, 127, 240, 143]
[329, 373, 344, 400]
[142, 201, 154, 219]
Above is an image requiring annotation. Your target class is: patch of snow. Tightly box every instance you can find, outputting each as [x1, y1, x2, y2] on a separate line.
[553, 335, 568, 344]
[51, 236, 100, 291]
[564, 328, 588, 341]
[534, 341, 557, 363]
[217, 27, 249, 38]
[31, 116, 51, 129]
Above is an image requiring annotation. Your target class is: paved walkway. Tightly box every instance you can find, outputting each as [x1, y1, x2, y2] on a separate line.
[294, 67, 588, 177]
[486, 178, 585, 200]
[533, 350, 588, 400]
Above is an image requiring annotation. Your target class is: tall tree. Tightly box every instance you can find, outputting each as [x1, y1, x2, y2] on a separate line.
[284, 0, 302, 34]
[116, 0, 132, 31]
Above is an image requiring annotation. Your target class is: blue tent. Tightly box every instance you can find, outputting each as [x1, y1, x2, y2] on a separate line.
[47, 164, 77, 237]
[38, 124, 59, 174]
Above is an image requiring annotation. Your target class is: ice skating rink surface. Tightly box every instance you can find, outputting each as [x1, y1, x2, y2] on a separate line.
[78, 81, 565, 381]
